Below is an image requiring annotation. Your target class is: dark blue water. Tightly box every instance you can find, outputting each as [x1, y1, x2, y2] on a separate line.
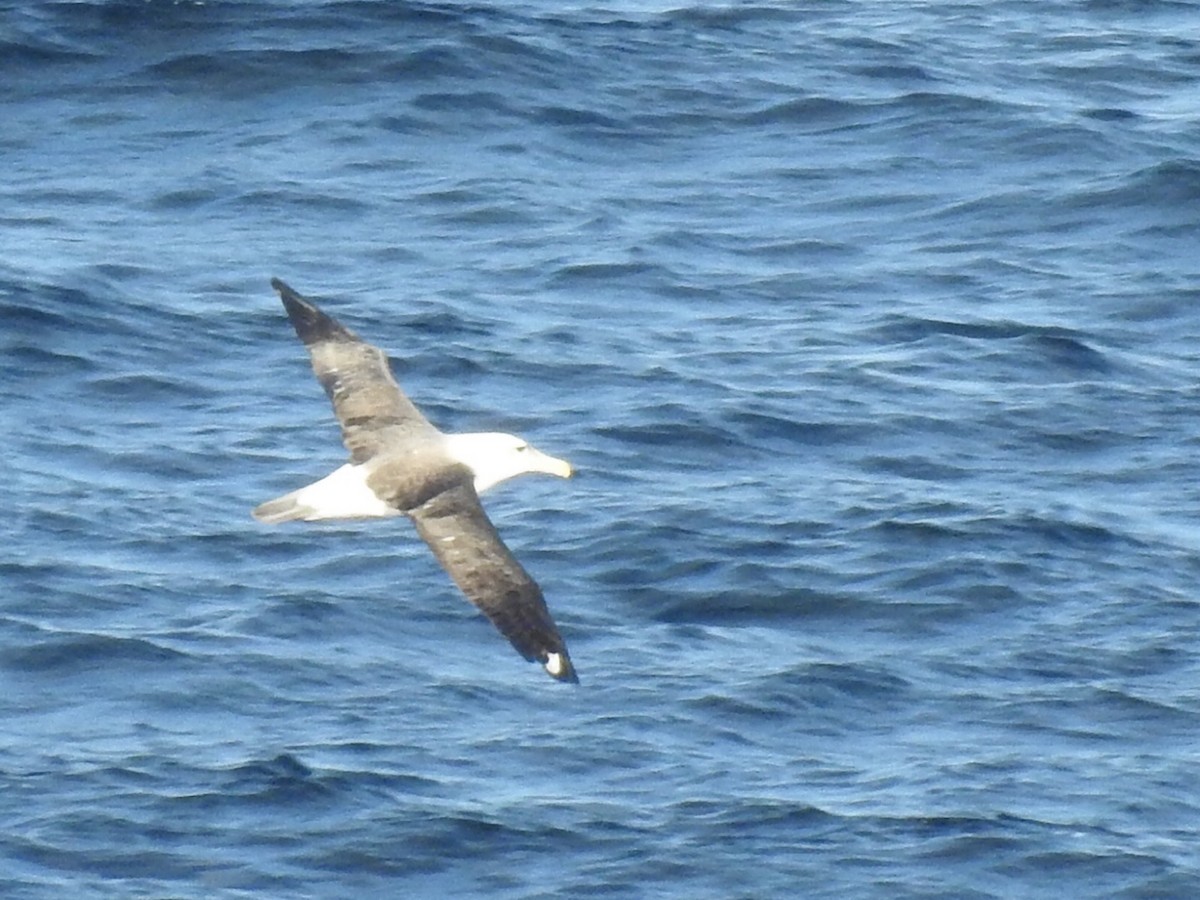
[3, 1, 1200, 896]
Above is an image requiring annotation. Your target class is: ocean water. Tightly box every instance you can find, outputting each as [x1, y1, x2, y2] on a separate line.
[3, 1, 1200, 896]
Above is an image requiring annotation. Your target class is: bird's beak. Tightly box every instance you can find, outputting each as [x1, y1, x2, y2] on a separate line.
[530, 448, 573, 479]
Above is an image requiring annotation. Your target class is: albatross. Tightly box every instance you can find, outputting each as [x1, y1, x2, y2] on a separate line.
[253, 278, 579, 683]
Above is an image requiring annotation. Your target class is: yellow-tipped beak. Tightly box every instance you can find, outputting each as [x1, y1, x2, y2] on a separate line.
[531, 449, 573, 479]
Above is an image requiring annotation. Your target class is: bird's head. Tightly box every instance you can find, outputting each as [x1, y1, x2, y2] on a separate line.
[444, 432, 573, 494]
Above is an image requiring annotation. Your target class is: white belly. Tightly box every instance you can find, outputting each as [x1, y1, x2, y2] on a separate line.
[295, 463, 400, 520]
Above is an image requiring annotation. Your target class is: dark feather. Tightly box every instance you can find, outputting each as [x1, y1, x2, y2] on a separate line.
[409, 479, 578, 683]
[271, 278, 438, 463]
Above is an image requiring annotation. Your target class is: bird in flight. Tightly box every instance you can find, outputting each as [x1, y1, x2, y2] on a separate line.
[254, 279, 578, 683]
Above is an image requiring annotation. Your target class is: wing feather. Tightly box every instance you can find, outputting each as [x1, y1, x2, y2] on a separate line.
[271, 278, 438, 462]
[409, 478, 578, 683]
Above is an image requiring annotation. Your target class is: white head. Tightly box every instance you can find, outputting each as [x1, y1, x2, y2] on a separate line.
[443, 432, 573, 494]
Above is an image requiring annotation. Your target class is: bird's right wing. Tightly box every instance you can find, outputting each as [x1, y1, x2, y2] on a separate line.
[409, 477, 578, 683]
[271, 278, 439, 463]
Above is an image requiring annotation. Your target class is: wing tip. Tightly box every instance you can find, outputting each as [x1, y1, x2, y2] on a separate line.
[544, 651, 580, 684]
[269, 277, 353, 344]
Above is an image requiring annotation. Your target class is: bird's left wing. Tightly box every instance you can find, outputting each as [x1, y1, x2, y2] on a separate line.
[271, 278, 439, 463]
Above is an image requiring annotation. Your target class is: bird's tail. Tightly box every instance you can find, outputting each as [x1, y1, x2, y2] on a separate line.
[252, 490, 316, 524]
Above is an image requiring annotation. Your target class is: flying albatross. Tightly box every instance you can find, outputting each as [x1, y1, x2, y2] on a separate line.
[253, 278, 579, 683]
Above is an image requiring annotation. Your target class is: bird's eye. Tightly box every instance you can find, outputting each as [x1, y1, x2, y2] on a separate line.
[516, 444, 529, 452]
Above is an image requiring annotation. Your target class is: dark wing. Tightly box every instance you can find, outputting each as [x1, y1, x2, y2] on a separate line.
[271, 278, 439, 463]
[409, 477, 578, 683]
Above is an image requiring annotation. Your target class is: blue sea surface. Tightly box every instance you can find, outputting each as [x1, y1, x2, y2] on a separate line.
[3, 1, 1200, 897]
